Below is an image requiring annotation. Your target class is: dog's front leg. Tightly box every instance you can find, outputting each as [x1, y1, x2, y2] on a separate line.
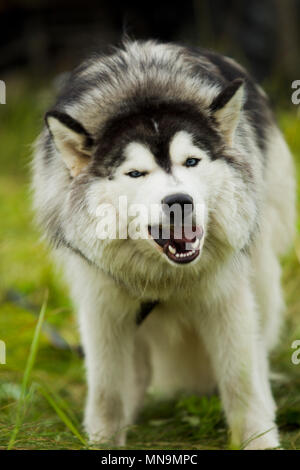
[77, 274, 139, 445]
[198, 277, 279, 450]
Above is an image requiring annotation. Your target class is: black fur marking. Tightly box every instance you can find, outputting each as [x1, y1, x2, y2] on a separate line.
[63, 240, 95, 266]
[218, 153, 253, 183]
[136, 300, 159, 326]
[54, 232, 159, 321]
[210, 78, 244, 112]
[196, 49, 247, 83]
[43, 132, 55, 163]
[58, 76, 103, 108]
[49, 227, 96, 267]
[92, 99, 223, 175]
[45, 110, 94, 149]
[54, 47, 129, 108]
[45, 43, 272, 174]
[196, 48, 273, 153]
[52, 229, 135, 293]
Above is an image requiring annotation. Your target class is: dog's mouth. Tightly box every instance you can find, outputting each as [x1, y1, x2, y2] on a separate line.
[148, 225, 203, 264]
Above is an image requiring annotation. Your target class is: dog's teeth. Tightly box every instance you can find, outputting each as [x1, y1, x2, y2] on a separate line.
[173, 249, 197, 260]
[191, 238, 200, 250]
[168, 245, 176, 255]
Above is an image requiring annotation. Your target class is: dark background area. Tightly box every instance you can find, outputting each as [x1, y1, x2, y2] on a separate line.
[0, 0, 299, 103]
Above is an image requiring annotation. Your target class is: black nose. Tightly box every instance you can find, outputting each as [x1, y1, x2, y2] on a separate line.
[162, 193, 194, 220]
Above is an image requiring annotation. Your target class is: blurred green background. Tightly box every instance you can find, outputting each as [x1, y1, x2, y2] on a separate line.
[0, 0, 300, 450]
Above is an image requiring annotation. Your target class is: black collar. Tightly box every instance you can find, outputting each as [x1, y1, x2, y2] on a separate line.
[136, 301, 159, 326]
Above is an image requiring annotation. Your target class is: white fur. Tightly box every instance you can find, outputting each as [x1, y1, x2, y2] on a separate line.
[55, 127, 294, 450]
[169, 131, 207, 164]
[123, 142, 156, 173]
[32, 41, 296, 450]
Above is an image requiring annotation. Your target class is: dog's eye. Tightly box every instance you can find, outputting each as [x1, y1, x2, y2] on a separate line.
[184, 158, 200, 168]
[126, 170, 147, 178]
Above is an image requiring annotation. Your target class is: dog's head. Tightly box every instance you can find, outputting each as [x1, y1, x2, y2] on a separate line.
[45, 77, 255, 274]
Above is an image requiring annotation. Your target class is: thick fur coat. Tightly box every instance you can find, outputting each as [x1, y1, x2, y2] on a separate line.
[32, 40, 295, 449]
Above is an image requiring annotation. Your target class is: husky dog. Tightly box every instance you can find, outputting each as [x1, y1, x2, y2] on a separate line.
[32, 40, 295, 449]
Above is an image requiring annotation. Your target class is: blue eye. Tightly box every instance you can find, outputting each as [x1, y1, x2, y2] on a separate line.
[126, 170, 146, 178]
[184, 158, 200, 167]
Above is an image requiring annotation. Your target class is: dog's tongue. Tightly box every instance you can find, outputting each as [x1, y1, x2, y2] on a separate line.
[170, 226, 201, 243]
[150, 226, 202, 248]
[170, 226, 202, 252]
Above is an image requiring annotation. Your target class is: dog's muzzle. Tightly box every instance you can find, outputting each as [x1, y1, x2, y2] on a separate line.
[148, 224, 203, 264]
[148, 193, 203, 264]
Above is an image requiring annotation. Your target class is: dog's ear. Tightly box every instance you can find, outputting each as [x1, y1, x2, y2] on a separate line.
[210, 78, 245, 146]
[45, 111, 94, 177]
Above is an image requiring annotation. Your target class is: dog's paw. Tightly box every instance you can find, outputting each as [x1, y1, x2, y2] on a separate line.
[84, 392, 126, 446]
[85, 419, 127, 446]
[84, 409, 127, 446]
[88, 429, 126, 446]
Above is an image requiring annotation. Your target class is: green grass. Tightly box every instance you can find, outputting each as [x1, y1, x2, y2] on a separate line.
[7, 295, 48, 449]
[0, 81, 300, 450]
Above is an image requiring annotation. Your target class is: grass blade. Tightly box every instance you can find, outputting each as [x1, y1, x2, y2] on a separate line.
[38, 384, 87, 447]
[7, 293, 48, 450]
[240, 427, 279, 450]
